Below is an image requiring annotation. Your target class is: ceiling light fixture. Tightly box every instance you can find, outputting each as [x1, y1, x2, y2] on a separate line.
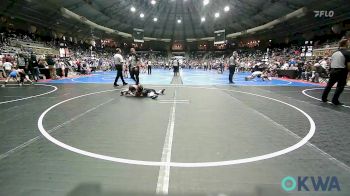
[214, 12, 220, 18]
[140, 13, 144, 18]
[130, 6, 136, 12]
[153, 17, 158, 22]
[201, 17, 206, 22]
[224, 6, 230, 12]
[203, 0, 209, 6]
[151, 0, 156, 5]
[177, 19, 182, 24]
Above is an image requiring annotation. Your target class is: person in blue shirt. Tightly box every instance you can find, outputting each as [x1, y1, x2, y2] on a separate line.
[2, 68, 20, 87]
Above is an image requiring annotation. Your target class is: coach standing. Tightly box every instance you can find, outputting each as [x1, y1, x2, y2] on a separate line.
[129, 48, 141, 85]
[228, 51, 238, 84]
[322, 39, 350, 105]
[113, 48, 127, 86]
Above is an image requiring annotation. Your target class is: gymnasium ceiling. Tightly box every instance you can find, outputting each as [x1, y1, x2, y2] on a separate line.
[1, 0, 350, 41]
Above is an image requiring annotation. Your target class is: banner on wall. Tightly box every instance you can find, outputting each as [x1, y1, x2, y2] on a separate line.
[133, 28, 144, 43]
[214, 29, 225, 45]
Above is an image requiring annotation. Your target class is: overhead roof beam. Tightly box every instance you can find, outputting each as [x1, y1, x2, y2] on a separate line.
[170, 1, 178, 40]
[187, 1, 198, 39]
[160, 1, 172, 39]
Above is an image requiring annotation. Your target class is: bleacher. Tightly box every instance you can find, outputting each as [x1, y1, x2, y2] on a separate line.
[0, 45, 21, 54]
[313, 43, 338, 58]
[8, 38, 58, 55]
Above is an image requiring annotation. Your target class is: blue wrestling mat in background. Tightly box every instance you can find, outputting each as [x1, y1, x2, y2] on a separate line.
[48, 69, 321, 87]
[48, 69, 173, 85]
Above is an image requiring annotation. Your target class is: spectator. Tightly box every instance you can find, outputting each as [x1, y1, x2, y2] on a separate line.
[302, 62, 312, 81]
[311, 63, 321, 83]
[3, 59, 13, 77]
[46, 54, 57, 79]
[297, 61, 304, 79]
[320, 58, 329, 70]
[58, 60, 65, 78]
[63, 60, 70, 77]
[0, 58, 7, 78]
[17, 53, 27, 70]
[28, 54, 40, 82]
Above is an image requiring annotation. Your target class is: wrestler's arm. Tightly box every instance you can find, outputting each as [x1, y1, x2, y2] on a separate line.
[121, 89, 135, 96]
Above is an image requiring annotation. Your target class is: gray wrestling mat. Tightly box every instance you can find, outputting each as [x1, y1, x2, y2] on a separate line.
[0, 84, 349, 196]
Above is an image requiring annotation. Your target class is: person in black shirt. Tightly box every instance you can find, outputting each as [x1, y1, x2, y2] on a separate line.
[46, 54, 56, 79]
[28, 54, 40, 82]
[321, 39, 350, 105]
[219, 60, 224, 74]
[173, 59, 180, 76]
[297, 61, 304, 79]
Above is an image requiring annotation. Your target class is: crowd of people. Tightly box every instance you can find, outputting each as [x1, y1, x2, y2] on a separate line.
[1, 27, 349, 104]
[1, 28, 348, 88]
[0, 46, 337, 87]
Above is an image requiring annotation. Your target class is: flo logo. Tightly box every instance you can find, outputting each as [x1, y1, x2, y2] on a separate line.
[314, 10, 334, 18]
[281, 176, 341, 192]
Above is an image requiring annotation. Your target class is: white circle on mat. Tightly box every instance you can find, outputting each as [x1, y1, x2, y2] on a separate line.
[302, 88, 350, 108]
[0, 84, 58, 105]
[38, 86, 316, 167]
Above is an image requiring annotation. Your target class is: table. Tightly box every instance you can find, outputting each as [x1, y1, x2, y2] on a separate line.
[39, 68, 66, 79]
[277, 69, 298, 79]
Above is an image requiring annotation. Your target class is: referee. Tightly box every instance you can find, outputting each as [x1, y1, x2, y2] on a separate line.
[113, 48, 127, 86]
[321, 39, 350, 105]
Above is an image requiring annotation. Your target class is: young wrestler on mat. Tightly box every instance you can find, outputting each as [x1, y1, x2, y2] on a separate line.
[120, 84, 165, 99]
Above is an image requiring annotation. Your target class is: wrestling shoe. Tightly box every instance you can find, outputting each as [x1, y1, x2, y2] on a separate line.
[123, 83, 128, 86]
[151, 95, 158, 99]
[114, 84, 119, 87]
[157, 89, 165, 95]
[321, 98, 328, 103]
